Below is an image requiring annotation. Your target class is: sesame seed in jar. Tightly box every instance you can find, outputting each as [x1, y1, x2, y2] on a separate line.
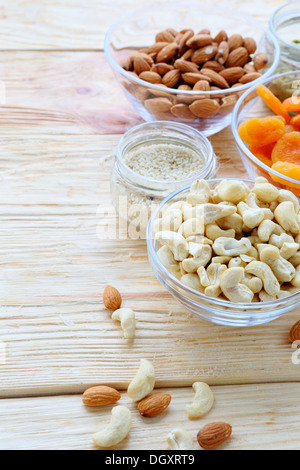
[124, 143, 205, 181]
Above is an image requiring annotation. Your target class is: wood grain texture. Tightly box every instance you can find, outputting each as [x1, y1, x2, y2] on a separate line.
[0, 0, 284, 50]
[1, 383, 300, 450]
[0, 135, 299, 398]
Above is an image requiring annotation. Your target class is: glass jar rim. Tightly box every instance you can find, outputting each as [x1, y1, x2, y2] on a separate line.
[269, 0, 300, 53]
[115, 121, 217, 191]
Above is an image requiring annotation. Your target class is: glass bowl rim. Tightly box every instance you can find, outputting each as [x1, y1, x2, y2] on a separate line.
[146, 177, 300, 312]
[232, 69, 300, 187]
[269, 0, 300, 53]
[104, 2, 281, 97]
[115, 120, 216, 188]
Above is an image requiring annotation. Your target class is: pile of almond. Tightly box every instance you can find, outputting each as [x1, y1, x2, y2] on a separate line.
[121, 27, 269, 120]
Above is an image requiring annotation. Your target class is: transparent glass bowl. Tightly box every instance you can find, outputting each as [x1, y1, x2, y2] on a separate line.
[147, 178, 300, 327]
[104, 3, 280, 136]
[269, 1, 300, 69]
[232, 70, 300, 197]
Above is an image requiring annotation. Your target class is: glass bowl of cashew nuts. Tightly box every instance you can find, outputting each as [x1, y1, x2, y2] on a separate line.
[147, 177, 300, 327]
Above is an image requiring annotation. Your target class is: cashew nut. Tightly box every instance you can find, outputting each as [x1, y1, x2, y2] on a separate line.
[206, 223, 235, 241]
[197, 203, 237, 224]
[182, 244, 212, 273]
[257, 219, 284, 242]
[260, 246, 295, 283]
[258, 291, 277, 302]
[220, 267, 254, 303]
[93, 406, 132, 448]
[215, 179, 247, 203]
[245, 261, 280, 296]
[186, 179, 211, 205]
[154, 209, 182, 233]
[245, 192, 273, 219]
[127, 359, 155, 402]
[280, 242, 299, 260]
[217, 213, 243, 234]
[252, 181, 279, 203]
[112, 308, 136, 339]
[167, 429, 195, 450]
[269, 233, 295, 249]
[289, 252, 300, 267]
[237, 201, 265, 230]
[241, 273, 263, 294]
[212, 255, 232, 264]
[157, 246, 181, 279]
[228, 257, 247, 268]
[155, 231, 189, 261]
[274, 202, 300, 234]
[198, 263, 227, 298]
[178, 217, 204, 239]
[213, 237, 251, 256]
[278, 189, 300, 213]
[181, 273, 204, 292]
[186, 382, 214, 419]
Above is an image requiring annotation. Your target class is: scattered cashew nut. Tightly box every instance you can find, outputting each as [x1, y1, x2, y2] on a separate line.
[186, 382, 214, 419]
[155, 231, 189, 261]
[112, 308, 136, 339]
[167, 429, 195, 450]
[127, 359, 155, 402]
[93, 406, 132, 448]
[220, 267, 254, 303]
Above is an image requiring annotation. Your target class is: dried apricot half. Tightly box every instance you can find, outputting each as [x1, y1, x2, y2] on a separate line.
[282, 96, 300, 113]
[249, 143, 274, 167]
[256, 84, 290, 122]
[238, 116, 285, 146]
[271, 131, 300, 165]
[290, 114, 300, 128]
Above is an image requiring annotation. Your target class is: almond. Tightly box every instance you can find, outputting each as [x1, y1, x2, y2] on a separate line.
[197, 422, 232, 450]
[200, 69, 230, 89]
[137, 393, 172, 417]
[162, 69, 181, 88]
[219, 95, 239, 115]
[182, 72, 212, 85]
[148, 42, 170, 55]
[155, 30, 175, 43]
[82, 385, 121, 407]
[134, 56, 151, 75]
[152, 63, 174, 76]
[225, 47, 249, 68]
[130, 52, 154, 67]
[238, 72, 262, 84]
[191, 44, 218, 64]
[139, 71, 162, 84]
[198, 28, 211, 35]
[244, 63, 256, 73]
[103, 285, 122, 311]
[170, 103, 195, 120]
[178, 30, 194, 54]
[189, 99, 220, 118]
[202, 60, 225, 73]
[144, 97, 173, 113]
[289, 320, 300, 343]
[193, 80, 210, 91]
[243, 37, 257, 54]
[178, 84, 192, 91]
[186, 34, 213, 48]
[181, 48, 194, 61]
[174, 59, 199, 73]
[228, 34, 244, 51]
[253, 52, 268, 71]
[156, 42, 178, 63]
[220, 67, 245, 84]
[216, 41, 229, 65]
[214, 30, 228, 44]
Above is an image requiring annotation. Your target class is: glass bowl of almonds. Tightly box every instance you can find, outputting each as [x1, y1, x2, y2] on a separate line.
[147, 178, 300, 327]
[105, 4, 280, 136]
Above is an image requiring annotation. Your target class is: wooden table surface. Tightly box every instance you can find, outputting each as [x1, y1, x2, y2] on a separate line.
[0, 0, 299, 451]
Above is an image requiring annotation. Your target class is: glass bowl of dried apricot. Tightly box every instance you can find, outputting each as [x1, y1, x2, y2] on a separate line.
[232, 70, 300, 197]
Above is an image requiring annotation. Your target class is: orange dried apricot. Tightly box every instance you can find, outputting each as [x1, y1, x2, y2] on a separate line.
[282, 96, 300, 113]
[271, 162, 300, 190]
[238, 116, 285, 146]
[249, 143, 274, 167]
[256, 84, 290, 122]
[290, 114, 300, 128]
[271, 132, 300, 165]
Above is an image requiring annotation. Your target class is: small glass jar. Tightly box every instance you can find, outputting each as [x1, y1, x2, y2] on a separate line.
[111, 121, 217, 238]
[270, 1, 300, 70]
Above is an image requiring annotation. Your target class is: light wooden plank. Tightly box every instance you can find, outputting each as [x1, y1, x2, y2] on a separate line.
[0, 383, 299, 450]
[0, 0, 284, 50]
[0, 135, 299, 397]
